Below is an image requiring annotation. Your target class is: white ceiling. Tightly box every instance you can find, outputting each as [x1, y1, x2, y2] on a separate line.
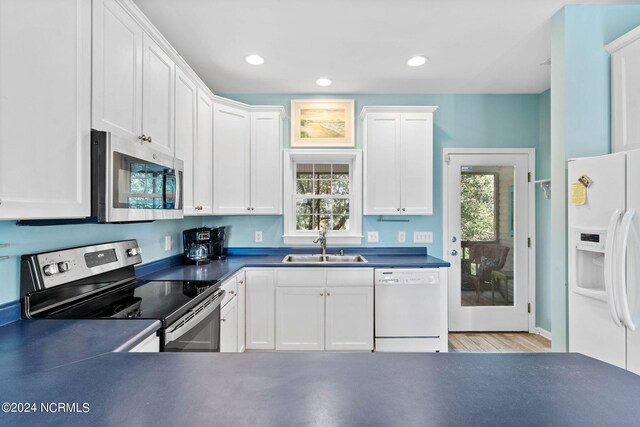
[134, 0, 636, 94]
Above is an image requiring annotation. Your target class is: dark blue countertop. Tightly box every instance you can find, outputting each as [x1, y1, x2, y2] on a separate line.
[0, 319, 160, 381]
[140, 248, 450, 283]
[1, 351, 640, 425]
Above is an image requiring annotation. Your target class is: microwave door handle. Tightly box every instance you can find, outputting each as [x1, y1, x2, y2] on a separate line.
[164, 290, 225, 342]
[175, 169, 182, 210]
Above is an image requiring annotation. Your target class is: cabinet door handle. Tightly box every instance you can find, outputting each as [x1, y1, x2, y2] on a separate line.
[229, 290, 235, 295]
[326, 292, 331, 296]
[247, 207, 251, 211]
[402, 208, 406, 211]
[320, 293, 324, 296]
[147, 136, 152, 142]
[221, 318, 226, 322]
[238, 280, 244, 284]
[138, 134, 147, 141]
[396, 208, 400, 212]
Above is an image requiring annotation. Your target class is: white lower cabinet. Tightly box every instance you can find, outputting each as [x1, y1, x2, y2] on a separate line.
[274, 268, 374, 351]
[220, 296, 238, 352]
[325, 286, 374, 351]
[236, 272, 246, 352]
[128, 333, 160, 353]
[245, 269, 276, 350]
[276, 287, 326, 351]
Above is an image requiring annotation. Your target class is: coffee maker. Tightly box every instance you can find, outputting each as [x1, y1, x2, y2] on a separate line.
[183, 228, 213, 265]
[210, 226, 227, 260]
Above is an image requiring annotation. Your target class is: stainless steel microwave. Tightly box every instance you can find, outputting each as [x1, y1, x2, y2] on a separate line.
[91, 130, 183, 223]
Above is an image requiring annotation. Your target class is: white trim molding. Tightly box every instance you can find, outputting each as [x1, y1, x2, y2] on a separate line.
[536, 327, 552, 342]
[283, 149, 362, 245]
[359, 105, 438, 120]
[606, 24, 640, 53]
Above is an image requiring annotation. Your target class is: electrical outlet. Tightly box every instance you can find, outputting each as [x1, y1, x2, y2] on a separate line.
[255, 231, 263, 243]
[398, 231, 406, 243]
[413, 232, 433, 243]
[164, 235, 172, 251]
[367, 231, 379, 243]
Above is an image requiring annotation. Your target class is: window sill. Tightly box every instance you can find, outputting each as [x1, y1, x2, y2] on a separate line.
[283, 235, 363, 245]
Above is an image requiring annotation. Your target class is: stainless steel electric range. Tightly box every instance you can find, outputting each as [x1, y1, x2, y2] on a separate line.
[20, 240, 224, 352]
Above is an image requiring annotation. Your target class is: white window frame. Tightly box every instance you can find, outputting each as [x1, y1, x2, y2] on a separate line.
[283, 149, 362, 245]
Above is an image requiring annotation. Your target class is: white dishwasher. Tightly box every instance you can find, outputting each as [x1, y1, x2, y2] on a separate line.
[375, 269, 442, 352]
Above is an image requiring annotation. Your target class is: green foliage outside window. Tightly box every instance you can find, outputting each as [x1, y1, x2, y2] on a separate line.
[460, 173, 496, 242]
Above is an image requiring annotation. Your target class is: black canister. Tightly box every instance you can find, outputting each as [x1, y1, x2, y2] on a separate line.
[210, 226, 227, 260]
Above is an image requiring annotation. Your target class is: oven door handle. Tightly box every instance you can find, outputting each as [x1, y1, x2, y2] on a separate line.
[164, 290, 225, 342]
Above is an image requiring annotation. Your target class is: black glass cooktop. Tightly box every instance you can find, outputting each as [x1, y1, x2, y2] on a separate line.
[50, 280, 220, 326]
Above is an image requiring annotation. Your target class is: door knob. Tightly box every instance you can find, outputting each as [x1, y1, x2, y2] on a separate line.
[450, 250, 458, 256]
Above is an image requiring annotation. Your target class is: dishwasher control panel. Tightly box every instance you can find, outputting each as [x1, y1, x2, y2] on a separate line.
[375, 269, 439, 285]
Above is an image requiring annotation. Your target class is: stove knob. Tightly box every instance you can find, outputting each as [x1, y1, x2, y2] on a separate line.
[43, 263, 59, 276]
[127, 247, 141, 257]
[57, 261, 70, 273]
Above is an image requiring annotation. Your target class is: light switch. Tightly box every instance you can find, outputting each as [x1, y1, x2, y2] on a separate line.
[367, 231, 379, 243]
[164, 235, 172, 251]
[398, 231, 406, 243]
[255, 231, 263, 243]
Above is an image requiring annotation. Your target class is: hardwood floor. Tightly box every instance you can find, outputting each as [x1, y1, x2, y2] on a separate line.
[448, 332, 551, 353]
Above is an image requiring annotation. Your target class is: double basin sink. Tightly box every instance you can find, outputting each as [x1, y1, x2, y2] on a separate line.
[282, 254, 368, 264]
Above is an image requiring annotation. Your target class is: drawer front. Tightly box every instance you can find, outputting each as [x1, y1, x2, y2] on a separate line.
[276, 268, 325, 287]
[220, 277, 238, 307]
[326, 268, 373, 287]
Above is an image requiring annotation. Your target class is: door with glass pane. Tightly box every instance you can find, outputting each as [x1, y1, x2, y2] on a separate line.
[445, 152, 531, 331]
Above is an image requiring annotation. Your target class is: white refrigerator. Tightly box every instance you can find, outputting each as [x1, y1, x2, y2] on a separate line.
[568, 150, 640, 374]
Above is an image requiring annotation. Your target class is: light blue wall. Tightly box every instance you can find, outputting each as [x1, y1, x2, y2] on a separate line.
[211, 94, 541, 262]
[0, 218, 202, 305]
[550, 4, 640, 350]
[536, 89, 552, 333]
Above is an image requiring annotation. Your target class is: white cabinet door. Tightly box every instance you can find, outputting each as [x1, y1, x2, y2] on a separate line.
[213, 103, 251, 214]
[236, 272, 246, 352]
[364, 113, 401, 215]
[250, 111, 282, 214]
[220, 296, 238, 352]
[325, 286, 374, 351]
[276, 287, 325, 351]
[142, 33, 175, 156]
[401, 113, 433, 215]
[245, 269, 276, 349]
[174, 67, 197, 215]
[92, 0, 143, 142]
[0, 0, 91, 219]
[194, 87, 213, 214]
[611, 37, 640, 153]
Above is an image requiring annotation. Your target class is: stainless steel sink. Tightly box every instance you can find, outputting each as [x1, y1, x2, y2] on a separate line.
[281, 254, 368, 263]
[324, 255, 368, 263]
[281, 254, 325, 263]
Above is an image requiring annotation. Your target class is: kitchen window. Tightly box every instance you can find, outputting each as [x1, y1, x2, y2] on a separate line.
[284, 150, 362, 244]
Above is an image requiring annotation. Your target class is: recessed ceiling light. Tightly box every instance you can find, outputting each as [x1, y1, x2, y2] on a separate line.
[407, 55, 428, 67]
[316, 78, 332, 87]
[245, 54, 265, 65]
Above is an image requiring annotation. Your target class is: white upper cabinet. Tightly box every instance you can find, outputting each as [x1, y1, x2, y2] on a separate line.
[174, 67, 197, 215]
[607, 26, 640, 153]
[194, 88, 214, 214]
[250, 111, 283, 214]
[213, 102, 284, 215]
[0, 0, 91, 219]
[362, 106, 437, 215]
[213, 102, 251, 214]
[141, 33, 175, 156]
[92, 0, 143, 142]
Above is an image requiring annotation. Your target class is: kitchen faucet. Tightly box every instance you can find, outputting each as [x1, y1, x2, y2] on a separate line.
[313, 230, 328, 255]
